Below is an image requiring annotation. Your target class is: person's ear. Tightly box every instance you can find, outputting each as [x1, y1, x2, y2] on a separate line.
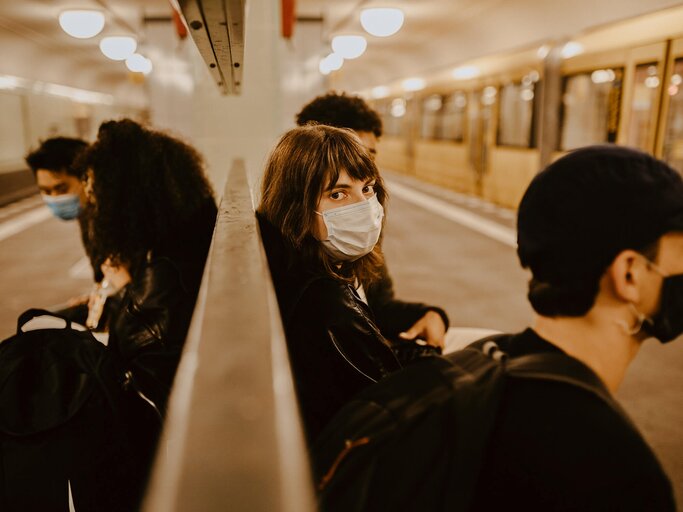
[607, 250, 644, 303]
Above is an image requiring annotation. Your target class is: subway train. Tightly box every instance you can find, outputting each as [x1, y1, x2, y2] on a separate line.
[1, 0, 682, 510]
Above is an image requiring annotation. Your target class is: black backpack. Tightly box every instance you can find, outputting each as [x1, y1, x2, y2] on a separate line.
[0, 309, 160, 512]
[312, 336, 616, 512]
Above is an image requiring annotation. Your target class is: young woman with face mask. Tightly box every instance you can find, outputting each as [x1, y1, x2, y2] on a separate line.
[257, 125, 443, 441]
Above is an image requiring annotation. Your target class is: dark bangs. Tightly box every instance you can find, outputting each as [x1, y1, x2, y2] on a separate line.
[318, 128, 386, 205]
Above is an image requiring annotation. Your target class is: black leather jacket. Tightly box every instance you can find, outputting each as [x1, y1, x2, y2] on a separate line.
[107, 199, 217, 414]
[257, 213, 446, 441]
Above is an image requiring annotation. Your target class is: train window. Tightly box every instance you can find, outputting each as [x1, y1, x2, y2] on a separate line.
[560, 67, 623, 150]
[378, 97, 406, 137]
[663, 59, 683, 174]
[420, 94, 443, 139]
[441, 92, 467, 142]
[497, 78, 537, 148]
[626, 63, 660, 152]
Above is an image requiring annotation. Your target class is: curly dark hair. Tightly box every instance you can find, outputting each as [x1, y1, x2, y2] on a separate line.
[296, 92, 383, 137]
[78, 119, 215, 269]
[25, 137, 88, 177]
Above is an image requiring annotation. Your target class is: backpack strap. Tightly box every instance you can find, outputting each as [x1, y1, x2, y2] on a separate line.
[17, 308, 72, 333]
[505, 352, 636, 430]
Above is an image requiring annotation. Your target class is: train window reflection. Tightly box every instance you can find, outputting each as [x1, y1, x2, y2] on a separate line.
[441, 92, 467, 142]
[560, 68, 623, 150]
[663, 59, 683, 174]
[420, 94, 443, 139]
[497, 81, 536, 148]
[626, 63, 660, 152]
[376, 98, 405, 136]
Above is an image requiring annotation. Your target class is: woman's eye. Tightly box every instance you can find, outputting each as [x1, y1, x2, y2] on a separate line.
[330, 191, 346, 200]
[363, 184, 375, 194]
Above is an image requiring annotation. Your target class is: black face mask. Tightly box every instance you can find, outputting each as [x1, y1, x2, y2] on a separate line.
[643, 273, 683, 343]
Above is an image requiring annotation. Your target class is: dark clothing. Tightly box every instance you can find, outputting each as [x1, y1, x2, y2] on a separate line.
[257, 213, 403, 440]
[107, 197, 217, 414]
[471, 329, 675, 511]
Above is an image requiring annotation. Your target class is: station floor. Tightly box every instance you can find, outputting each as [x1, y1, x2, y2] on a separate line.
[0, 170, 680, 504]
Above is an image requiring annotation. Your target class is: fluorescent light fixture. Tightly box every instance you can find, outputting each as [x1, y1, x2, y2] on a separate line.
[126, 54, 153, 74]
[319, 53, 344, 75]
[360, 8, 404, 37]
[59, 10, 105, 39]
[319, 59, 332, 75]
[100, 36, 137, 61]
[402, 77, 425, 92]
[561, 41, 583, 59]
[371, 86, 390, 99]
[451, 66, 480, 80]
[331, 35, 367, 59]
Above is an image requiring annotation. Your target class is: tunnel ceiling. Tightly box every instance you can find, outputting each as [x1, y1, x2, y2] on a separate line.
[297, 0, 683, 92]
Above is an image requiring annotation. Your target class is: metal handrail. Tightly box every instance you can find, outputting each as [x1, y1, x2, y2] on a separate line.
[143, 159, 315, 511]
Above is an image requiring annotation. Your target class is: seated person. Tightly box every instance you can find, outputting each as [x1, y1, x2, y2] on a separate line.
[470, 146, 677, 510]
[25, 137, 104, 323]
[257, 125, 444, 441]
[77, 119, 217, 414]
[296, 92, 449, 348]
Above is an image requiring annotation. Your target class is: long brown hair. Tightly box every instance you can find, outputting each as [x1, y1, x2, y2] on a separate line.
[258, 124, 386, 287]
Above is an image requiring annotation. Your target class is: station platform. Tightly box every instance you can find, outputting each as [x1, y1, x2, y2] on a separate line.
[0, 168, 680, 501]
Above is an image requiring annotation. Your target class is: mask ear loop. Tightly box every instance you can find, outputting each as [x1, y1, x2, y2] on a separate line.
[615, 303, 648, 336]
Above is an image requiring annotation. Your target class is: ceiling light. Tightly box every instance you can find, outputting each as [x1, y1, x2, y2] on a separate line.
[451, 66, 480, 80]
[100, 36, 137, 61]
[371, 86, 390, 99]
[561, 41, 583, 59]
[402, 77, 425, 92]
[537, 45, 550, 59]
[319, 53, 344, 75]
[59, 10, 105, 39]
[331, 35, 367, 59]
[360, 8, 404, 37]
[126, 54, 153, 74]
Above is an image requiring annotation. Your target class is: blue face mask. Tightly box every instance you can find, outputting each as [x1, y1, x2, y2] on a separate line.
[43, 194, 82, 221]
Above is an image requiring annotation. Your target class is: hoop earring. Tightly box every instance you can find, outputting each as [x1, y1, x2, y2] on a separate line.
[615, 303, 647, 336]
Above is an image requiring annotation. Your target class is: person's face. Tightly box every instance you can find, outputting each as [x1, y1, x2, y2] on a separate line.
[314, 169, 377, 240]
[643, 232, 683, 314]
[36, 169, 82, 198]
[355, 131, 378, 160]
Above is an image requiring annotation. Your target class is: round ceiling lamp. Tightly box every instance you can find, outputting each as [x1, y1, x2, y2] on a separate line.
[402, 77, 425, 92]
[125, 54, 153, 74]
[319, 52, 344, 75]
[360, 8, 404, 37]
[59, 10, 105, 39]
[331, 35, 367, 59]
[100, 36, 137, 61]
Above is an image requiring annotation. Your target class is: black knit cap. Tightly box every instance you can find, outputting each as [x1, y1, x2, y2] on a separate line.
[517, 145, 683, 285]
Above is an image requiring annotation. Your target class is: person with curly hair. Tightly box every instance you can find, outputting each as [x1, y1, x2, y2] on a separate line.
[258, 125, 446, 441]
[78, 119, 217, 414]
[296, 92, 449, 350]
[296, 92, 382, 157]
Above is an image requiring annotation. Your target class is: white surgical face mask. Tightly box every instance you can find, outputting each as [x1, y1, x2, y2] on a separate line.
[315, 195, 384, 261]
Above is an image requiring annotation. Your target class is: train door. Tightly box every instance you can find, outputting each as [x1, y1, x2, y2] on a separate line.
[620, 42, 668, 155]
[468, 87, 495, 195]
[657, 37, 683, 174]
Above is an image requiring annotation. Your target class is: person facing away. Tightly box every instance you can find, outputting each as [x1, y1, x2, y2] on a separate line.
[77, 119, 217, 415]
[257, 125, 447, 441]
[470, 145, 677, 510]
[296, 92, 449, 349]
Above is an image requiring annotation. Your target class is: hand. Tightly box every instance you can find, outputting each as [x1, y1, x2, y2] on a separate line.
[399, 310, 446, 349]
[100, 258, 132, 291]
